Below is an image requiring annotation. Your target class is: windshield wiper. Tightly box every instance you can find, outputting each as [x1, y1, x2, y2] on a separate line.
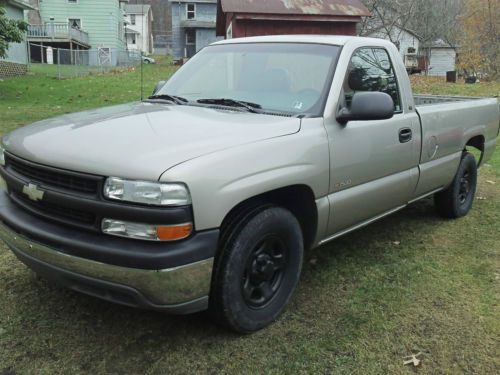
[196, 98, 262, 113]
[147, 94, 188, 105]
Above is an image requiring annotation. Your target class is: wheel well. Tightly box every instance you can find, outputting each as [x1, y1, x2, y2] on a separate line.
[221, 185, 318, 250]
[465, 135, 485, 165]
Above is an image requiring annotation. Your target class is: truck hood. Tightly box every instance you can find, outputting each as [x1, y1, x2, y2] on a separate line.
[3, 102, 301, 180]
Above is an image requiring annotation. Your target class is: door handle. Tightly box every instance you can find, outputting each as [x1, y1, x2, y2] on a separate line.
[399, 128, 413, 143]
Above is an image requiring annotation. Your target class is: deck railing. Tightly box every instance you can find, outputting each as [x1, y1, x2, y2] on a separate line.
[28, 23, 90, 46]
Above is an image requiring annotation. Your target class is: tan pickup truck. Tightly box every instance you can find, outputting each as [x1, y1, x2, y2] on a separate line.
[1, 35, 499, 332]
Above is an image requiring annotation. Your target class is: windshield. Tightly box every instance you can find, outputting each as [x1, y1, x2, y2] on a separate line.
[158, 43, 341, 116]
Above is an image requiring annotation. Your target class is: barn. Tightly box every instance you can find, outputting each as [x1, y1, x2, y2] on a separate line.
[216, 0, 370, 39]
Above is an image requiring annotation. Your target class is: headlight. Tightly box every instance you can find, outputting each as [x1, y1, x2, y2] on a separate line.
[102, 219, 192, 241]
[103, 177, 191, 206]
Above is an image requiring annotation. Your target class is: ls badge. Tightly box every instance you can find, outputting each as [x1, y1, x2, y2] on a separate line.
[22, 183, 45, 202]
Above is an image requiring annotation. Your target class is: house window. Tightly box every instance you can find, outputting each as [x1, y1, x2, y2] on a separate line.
[186, 3, 196, 20]
[68, 18, 82, 29]
[130, 14, 136, 25]
[68, 0, 78, 4]
[132, 36, 136, 44]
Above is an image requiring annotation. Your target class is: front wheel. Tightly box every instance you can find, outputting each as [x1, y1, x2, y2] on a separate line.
[209, 206, 304, 333]
[434, 152, 477, 218]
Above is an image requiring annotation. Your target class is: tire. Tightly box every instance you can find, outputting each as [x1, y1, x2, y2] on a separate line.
[434, 152, 477, 218]
[209, 205, 304, 333]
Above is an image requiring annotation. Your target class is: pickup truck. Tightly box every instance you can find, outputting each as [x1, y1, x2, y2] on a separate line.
[0, 36, 498, 333]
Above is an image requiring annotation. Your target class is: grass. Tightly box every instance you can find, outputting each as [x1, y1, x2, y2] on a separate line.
[0, 56, 177, 135]
[29, 63, 142, 79]
[0, 71, 499, 374]
[410, 75, 500, 97]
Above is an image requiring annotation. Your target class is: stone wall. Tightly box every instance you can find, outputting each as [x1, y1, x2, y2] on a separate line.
[0, 61, 28, 78]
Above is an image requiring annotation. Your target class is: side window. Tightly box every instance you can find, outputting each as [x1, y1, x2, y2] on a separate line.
[344, 48, 402, 112]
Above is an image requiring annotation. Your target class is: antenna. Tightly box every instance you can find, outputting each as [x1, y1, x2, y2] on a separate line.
[140, 3, 145, 101]
[140, 50, 144, 100]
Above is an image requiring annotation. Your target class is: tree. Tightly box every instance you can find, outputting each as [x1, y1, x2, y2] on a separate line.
[360, 0, 464, 74]
[457, 0, 499, 78]
[359, 0, 418, 42]
[0, 6, 28, 59]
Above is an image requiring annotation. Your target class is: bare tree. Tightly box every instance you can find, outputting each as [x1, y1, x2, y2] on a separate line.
[359, 0, 417, 42]
[360, 0, 465, 74]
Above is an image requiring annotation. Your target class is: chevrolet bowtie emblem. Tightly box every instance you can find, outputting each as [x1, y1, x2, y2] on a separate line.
[22, 183, 45, 202]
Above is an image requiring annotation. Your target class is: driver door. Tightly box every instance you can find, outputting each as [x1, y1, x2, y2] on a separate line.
[324, 47, 420, 236]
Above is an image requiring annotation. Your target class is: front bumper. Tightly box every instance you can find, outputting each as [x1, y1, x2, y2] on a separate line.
[0, 190, 218, 314]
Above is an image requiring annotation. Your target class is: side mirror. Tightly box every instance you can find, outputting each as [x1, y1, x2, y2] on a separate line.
[337, 92, 395, 124]
[152, 80, 167, 95]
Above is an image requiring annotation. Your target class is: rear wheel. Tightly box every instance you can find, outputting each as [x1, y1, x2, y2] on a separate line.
[209, 205, 303, 333]
[434, 152, 477, 218]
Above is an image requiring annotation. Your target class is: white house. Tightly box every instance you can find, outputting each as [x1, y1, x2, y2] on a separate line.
[124, 3, 154, 54]
[366, 25, 422, 73]
[422, 39, 457, 76]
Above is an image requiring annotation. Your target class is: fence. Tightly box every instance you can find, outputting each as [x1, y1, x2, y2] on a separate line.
[29, 44, 142, 79]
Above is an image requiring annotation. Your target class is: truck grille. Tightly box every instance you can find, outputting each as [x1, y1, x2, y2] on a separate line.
[3, 154, 103, 230]
[12, 191, 96, 226]
[6, 154, 100, 195]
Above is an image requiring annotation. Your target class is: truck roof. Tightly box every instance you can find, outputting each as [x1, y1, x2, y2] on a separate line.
[212, 35, 387, 47]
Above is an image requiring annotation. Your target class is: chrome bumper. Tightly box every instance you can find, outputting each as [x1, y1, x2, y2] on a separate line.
[0, 222, 214, 312]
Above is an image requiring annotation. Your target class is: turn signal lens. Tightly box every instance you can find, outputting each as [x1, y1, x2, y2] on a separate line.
[156, 223, 193, 241]
[102, 219, 192, 241]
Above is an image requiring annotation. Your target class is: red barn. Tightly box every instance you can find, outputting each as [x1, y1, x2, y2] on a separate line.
[216, 0, 371, 39]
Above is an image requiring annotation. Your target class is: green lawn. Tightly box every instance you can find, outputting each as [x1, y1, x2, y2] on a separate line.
[0, 69, 499, 374]
[0, 56, 177, 135]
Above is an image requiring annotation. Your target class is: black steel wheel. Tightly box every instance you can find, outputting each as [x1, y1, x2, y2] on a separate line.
[435, 152, 477, 218]
[209, 205, 303, 333]
[242, 235, 288, 309]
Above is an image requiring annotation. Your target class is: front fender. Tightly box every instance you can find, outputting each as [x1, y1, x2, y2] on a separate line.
[159, 119, 329, 231]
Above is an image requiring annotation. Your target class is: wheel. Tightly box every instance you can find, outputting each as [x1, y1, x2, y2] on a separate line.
[209, 205, 304, 333]
[434, 152, 477, 218]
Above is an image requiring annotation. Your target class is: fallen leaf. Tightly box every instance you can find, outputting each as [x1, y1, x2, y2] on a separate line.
[309, 258, 318, 265]
[403, 352, 422, 367]
[476, 196, 487, 200]
[393, 241, 401, 246]
[485, 180, 496, 185]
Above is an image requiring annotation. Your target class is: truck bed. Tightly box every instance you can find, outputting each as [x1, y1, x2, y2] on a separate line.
[414, 94, 499, 166]
[414, 94, 495, 106]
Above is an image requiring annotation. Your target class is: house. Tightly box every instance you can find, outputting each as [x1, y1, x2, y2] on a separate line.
[124, 3, 154, 54]
[216, 0, 370, 39]
[127, 0, 173, 53]
[421, 39, 457, 76]
[366, 25, 423, 74]
[26, 0, 129, 66]
[0, 0, 34, 78]
[169, 0, 222, 59]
